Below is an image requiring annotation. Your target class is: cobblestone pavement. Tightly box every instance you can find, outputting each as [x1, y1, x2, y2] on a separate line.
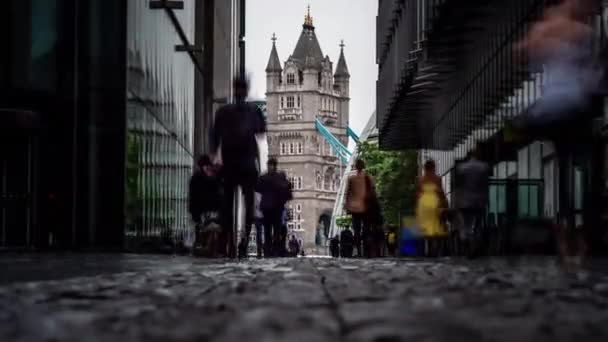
[2, 255, 608, 342]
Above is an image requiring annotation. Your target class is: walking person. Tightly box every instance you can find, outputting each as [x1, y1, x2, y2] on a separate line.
[254, 193, 264, 258]
[345, 159, 377, 257]
[255, 158, 292, 257]
[512, 0, 601, 267]
[454, 147, 490, 259]
[288, 235, 300, 257]
[210, 76, 266, 258]
[416, 160, 448, 256]
[188, 155, 222, 256]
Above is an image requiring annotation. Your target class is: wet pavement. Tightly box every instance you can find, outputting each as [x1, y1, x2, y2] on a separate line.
[2, 254, 608, 341]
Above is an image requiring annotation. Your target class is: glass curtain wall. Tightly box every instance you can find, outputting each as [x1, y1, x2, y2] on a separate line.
[125, 1, 195, 245]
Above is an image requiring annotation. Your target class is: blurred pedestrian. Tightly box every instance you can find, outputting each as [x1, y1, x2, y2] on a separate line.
[288, 235, 300, 257]
[416, 159, 448, 256]
[513, 0, 600, 267]
[345, 159, 376, 257]
[210, 76, 266, 258]
[254, 193, 264, 258]
[255, 158, 292, 257]
[454, 147, 490, 259]
[188, 155, 222, 256]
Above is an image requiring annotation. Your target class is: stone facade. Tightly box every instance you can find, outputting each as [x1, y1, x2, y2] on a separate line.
[265, 9, 350, 249]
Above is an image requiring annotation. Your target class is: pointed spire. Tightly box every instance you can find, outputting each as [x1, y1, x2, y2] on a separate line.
[335, 40, 350, 78]
[304, 5, 314, 28]
[265, 33, 282, 73]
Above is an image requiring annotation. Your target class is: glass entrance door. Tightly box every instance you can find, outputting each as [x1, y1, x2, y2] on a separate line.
[0, 130, 34, 248]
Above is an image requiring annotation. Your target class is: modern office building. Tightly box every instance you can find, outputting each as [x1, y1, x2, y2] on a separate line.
[0, 0, 245, 250]
[376, 0, 608, 252]
[265, 8, 351, 249]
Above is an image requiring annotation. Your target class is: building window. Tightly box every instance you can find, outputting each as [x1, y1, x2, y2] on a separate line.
[324, 168, 333, 191]
[296, 223, 302, 231]
[287, 96, 295, 108]
[297, 176, 303, 190]
[287, 73, 295, 84]
[289, 142, 295, 154]
[280, 142, 286, 155]
[316, 171, 322, 189]
[297, 96, 301, 108]
[297, 142, 303, 155]
[280, 97, 284, 109]
[296, 204, 302, 212]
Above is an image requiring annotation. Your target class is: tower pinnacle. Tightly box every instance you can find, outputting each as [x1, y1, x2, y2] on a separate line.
[304, 5, 313, 27]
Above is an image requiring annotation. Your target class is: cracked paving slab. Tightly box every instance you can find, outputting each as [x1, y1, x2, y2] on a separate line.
[2, 255, 608, 341]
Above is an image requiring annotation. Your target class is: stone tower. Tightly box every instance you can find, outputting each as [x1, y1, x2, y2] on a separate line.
[265, 7, 350, 251]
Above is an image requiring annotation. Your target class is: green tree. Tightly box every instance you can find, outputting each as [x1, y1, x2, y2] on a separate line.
[356, 141, 417, 226]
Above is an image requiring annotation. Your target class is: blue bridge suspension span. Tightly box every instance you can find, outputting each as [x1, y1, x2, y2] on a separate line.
[314, 118, 359, 165]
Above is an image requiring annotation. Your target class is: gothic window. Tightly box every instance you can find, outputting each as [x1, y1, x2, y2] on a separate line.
[289, 142, 295, 154]
[297, 96, 301, 108]
[297, 142, 303, 155]
[287, 96, 295, 108]
[287, 73, 295, 84]
[316, 171, 322, 189]
[280, 97, 284, 109]
[324, 168, 333, 191]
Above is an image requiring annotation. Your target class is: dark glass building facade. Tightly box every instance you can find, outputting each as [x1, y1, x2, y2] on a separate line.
[377, 0, 608, 252]
[1, 0, 245, 250]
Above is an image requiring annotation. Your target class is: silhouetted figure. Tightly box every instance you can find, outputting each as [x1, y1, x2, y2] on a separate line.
[188, 155, 222, 256]
[254, 193, 264, 258]
[330, 236, 340, 257]
[454, 148, 490, 258]
[340, 229, 354, 258]
[345, 159, 376, 257]
[513, 0, 600, 267]
[211, 77, 266, 258]
[288, 235, 300, 257]
[255, 158, 292, 257]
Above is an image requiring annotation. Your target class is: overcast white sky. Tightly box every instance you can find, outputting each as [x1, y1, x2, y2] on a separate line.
[246, 0, 378, 138]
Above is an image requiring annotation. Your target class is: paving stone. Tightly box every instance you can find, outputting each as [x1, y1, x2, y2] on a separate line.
[2, 255, 608, 341]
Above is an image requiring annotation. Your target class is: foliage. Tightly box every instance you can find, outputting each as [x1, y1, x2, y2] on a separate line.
[356, 141, 418, 226]
[335, 215, 352, 229]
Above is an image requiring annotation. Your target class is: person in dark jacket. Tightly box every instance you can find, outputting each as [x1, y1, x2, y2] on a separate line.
[189, 155, 222, 254]
[189, 155, 221, 224]
[255, 158, 292, 257]
[210, 77, 266, 258]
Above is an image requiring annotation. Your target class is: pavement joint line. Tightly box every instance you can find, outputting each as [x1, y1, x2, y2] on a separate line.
[307, 258, 349, 339]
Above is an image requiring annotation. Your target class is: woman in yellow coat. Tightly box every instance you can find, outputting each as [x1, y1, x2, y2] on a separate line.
[416, 160, 448, 256]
